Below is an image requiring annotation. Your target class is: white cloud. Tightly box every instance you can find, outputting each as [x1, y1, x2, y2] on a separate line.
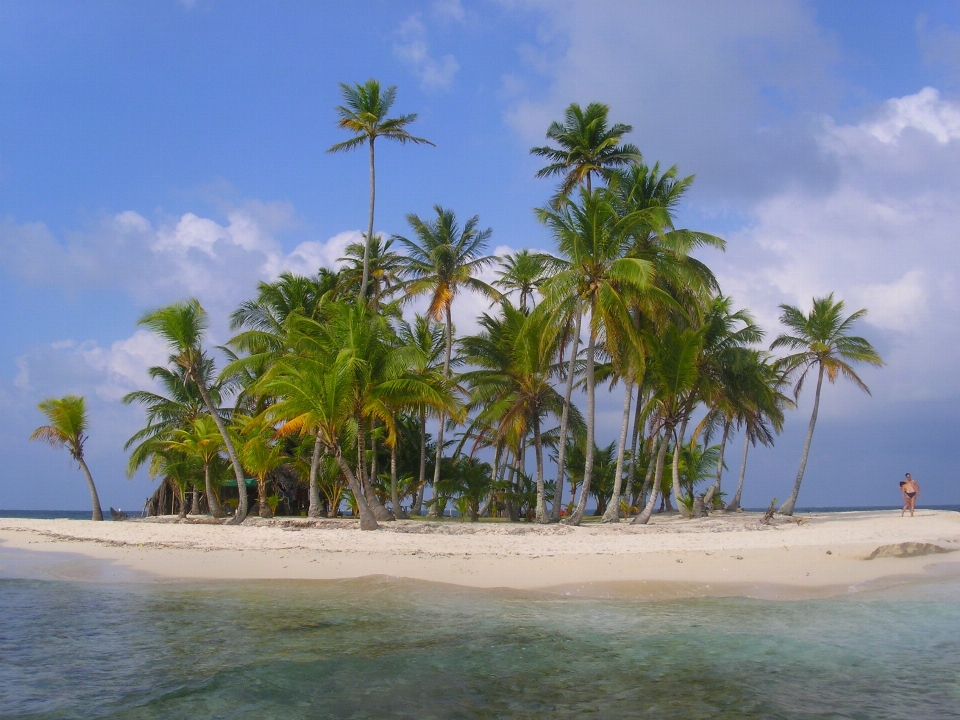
[0, 205, 362, 315]
[394, 14, 460, 91]
[861, 87, 960, 144]
[715, 87, 960, 408]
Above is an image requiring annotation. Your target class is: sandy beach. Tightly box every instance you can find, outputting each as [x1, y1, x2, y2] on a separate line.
[2, 510, 959, 599]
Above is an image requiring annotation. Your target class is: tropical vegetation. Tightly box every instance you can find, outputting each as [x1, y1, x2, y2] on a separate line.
[34, 84, 882, 527]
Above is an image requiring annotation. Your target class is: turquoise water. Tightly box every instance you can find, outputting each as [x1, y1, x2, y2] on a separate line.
[2, 560, 959, 720]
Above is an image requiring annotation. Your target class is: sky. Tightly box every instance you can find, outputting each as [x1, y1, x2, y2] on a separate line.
[2, 0, 960, 512]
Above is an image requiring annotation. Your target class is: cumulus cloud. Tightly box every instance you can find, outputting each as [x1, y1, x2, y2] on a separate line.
[0, 204, 362, 316]
[715, 87, 960, 409]
[394, 13, 460, 91]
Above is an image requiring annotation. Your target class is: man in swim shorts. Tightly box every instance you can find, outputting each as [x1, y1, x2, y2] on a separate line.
[901, 473, 919, 517]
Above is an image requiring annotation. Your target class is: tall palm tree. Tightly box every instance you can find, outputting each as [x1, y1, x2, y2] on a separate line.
[536, 188, 661, 525]
[396, 206, 500, 516]
[328, 79, 434, 299]
[531, 101, 641, 198]
[138, 299, 250, 524]
[772, 294, 883, 515]
[30, 396, 103, 521]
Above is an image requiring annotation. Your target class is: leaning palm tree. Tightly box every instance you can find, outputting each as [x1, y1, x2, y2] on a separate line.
[138, 299, 250, 523]
[328, 79, 434, 299]
[30, 396, 103, 521]
[396, 206, 501, 516]
[531, 101, 641, 198]
[771, 294, 883, 515]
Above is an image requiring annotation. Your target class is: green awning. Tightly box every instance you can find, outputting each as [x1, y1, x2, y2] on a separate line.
[222, 478, 258, 488]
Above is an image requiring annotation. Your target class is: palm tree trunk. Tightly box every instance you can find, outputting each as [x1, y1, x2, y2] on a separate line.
[77, 456, 103, 521]
[429, 304, 455, 518]
[390, 440, 401, 519]
[177, 485, 187, 519]
[634, 424, 672, 524]
[360, 138, 375, 300]
[204, 461, 226, 518]
[534, 414, 548, 523]
[258, 477, 272, 518]
[194, 382, 247, 524]
[602, 375, 634, 523]
[191, 485, 201, 515]
[412, 409, 427, 515]
[780, 364, 825, 516]
[638, 433, 659, 509]
[308, 432, 323, 518]
[672, 411, 691, 517]
[726, 431, 750, 512]
[567, 320, 596, 526]
[622, 385, 645, 516]
[358, 426, 393, 520]
[551, 303, 582, 521]
[703, 420, 731, 509]
[334, 448, 378, 530]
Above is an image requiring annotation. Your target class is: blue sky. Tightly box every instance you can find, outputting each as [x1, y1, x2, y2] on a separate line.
[2, 0, 959, 512]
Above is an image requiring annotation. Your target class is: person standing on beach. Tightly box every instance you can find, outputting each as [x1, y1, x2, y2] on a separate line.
[901, 473, 919, 517]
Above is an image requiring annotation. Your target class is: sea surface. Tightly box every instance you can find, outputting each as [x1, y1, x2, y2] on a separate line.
[1, 546, 959, 719]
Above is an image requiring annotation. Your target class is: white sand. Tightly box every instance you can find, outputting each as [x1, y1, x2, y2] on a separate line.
[2, 510, 959, 599]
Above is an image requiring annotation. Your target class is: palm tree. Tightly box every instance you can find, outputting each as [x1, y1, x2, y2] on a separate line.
[396, 314, 446, 515]
[536, 188, 660, 525]
[633, 326, 702, 524]
[725, 354, 790, 512]
[30, 396, 103, 521]
[235, 415, 285, 519]
[160, 415, 228, 518]
[493, 250, 562, 312]
[461, 302, 569, 523]
[328, 79, 434, 299]
[228, 272, 333, 518]
[123, 361, 229, 516]
[138, 299, 250, 523]
[531, 101, 641, 198]
[396, 206, 500, 516]
[771, 294, 883, 515]
[339, 235, 406, 308]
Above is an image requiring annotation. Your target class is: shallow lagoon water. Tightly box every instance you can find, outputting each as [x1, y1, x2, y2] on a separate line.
[2, 554, 960, 720]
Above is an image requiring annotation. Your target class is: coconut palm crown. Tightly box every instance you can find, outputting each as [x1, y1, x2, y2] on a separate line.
[328, 79, 434, 299]
[531, 101, 642, 198]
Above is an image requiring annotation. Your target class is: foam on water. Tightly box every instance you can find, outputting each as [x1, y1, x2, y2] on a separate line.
[1, 564, 959, 719]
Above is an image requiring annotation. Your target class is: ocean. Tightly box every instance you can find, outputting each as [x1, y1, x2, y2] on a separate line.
[1, 545, 959, 719]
